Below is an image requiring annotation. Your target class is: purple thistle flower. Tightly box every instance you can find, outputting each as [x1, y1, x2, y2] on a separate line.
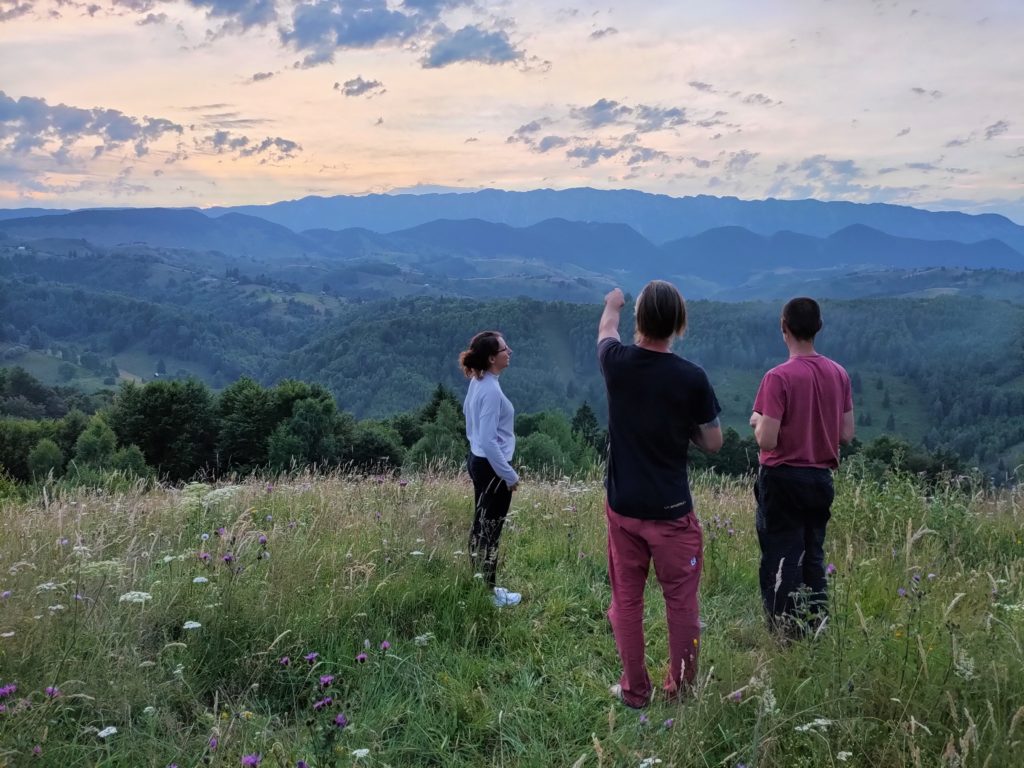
[222, 553, 234, 563]
[304, 652, 319, 663]
[399, 479, 408, 488]
[266, 483, 274, 493]
[638, 714, 649, 724]
[297, 763, 309, 768]
[0, 683, 16, 699]
[356, 653, 367, 663]
[379, 640, 390, 651]
[313, 696, 332, 711]
[912, 573, 921, 583]
[0, 590, 10, 599]
[319, 674, 335, 687]
[334, 712, 349, 729]
[209, 736, 218, 750]
[897, 587, 908, 598]
[216, 527, 227, 537]
[258, 534, 268, 546]
[278, 656, 290, 666]
[826, 563, 837, 576]
[241, 755, 261, 766]
[730, 690, 742, 702]
[45, 686, 60, 698]
[198, 551, 211, 562]
[663, 718, 674, 729]
[33, 745, 42, 756]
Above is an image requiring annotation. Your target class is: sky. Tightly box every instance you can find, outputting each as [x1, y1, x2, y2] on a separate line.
[1, 0, 1023, 220]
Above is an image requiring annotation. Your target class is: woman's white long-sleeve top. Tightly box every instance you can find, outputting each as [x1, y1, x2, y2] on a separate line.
[464, 372, 519, 485]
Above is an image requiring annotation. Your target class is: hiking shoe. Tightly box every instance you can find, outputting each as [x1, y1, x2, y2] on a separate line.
[492, 587, 522, 607]
[610, 683, 653, 708]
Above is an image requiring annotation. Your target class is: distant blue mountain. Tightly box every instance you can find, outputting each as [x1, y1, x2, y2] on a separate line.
[206, 187, 1024, 252]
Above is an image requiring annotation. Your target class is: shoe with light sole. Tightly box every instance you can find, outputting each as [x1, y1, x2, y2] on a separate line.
[492, 587, 522, 607]
[609, 683, 654, 709]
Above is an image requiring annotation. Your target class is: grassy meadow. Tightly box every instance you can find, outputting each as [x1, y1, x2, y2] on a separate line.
[1, 466, 1023, 767]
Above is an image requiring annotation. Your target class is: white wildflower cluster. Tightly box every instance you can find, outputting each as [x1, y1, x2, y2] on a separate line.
[837, 752, 853, 762]
[747, 671, 779, 717]
[414, 632, 434, 646]
[639, 758, 662, 768]
[118, 591, 153, 604]
[201, 485, 243, 509]
[35, 581, 60, 592]
[794, 717, 833, 733]
[953, 647, 976, 680]
[183, 620, 202, 630]
[996, 602, 1024, 613]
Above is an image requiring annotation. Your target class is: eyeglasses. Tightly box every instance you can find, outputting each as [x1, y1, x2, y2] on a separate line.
[496, 345, 510, 354]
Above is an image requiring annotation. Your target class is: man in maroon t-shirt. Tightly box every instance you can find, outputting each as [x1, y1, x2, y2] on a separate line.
[750, 297, 854, 636]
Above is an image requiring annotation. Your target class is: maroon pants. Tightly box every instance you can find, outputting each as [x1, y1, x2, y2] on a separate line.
[606, 502, 703, 707]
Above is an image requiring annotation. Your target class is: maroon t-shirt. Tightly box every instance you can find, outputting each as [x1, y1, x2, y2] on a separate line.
[753, 354, 853, 469]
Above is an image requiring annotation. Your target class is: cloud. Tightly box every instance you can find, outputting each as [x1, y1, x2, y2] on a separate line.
[199, 129, 250, 153]
[634, 105, 687, 132]
[742, 93, 780, 107]
[421, 24, 523, 68]
[589, 26, 617, 40]
[250, 71, 274, 83]
[566, 141, 622, 167]
[197, 129, 301, 161]
[944, 135, 972, 147]
[688, 81, 715, 93]
[281, 0, 420, 63]
[536, 135, 569, 153]
[625, 146, 669, 166]
[570, 98, 634, 129]
[334, 76, 385, 97]
[240, 135, 300, 159]
[725, 149, 759, 173]
[1007, 147, 1024, 159]
[137, 12, 167, 25]
[187, 0, 277, 31]
[0, 1, 33, 22]
[0, 90, 183, 160]
[984, 120, 1009, 140]
[896, 127, 910, 137]
[910, 87, 943, 99]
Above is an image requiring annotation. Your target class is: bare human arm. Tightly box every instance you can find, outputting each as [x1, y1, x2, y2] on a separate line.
[692, 416, 724, 454]
[752, 411, 781, 451]
[598, 288, 625, 343]
[840, 409, 855, 445]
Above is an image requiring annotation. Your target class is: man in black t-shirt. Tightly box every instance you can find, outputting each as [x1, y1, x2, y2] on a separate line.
[598, 282, 722, 708]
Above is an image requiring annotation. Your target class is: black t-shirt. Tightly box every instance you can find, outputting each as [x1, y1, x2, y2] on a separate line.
[599, 338, 721, 520]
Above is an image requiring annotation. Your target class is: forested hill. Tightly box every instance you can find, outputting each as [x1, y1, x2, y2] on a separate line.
[278, 295, 1024, 469]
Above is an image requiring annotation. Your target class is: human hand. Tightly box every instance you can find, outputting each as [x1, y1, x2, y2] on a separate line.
[508, 481, 519, 492]
[749, 412, 761, 429]
[604, 288, 625, 308]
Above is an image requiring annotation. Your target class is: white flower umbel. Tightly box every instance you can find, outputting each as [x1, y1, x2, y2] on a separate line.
[352, 749, 370, 759]
[98, 726, 118, 738]
[183, 620, 202, 630]
[192, 576, 209, 584]
[118, 591, 152, 604]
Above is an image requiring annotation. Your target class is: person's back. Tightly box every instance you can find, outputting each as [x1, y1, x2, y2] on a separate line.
[750, 297, 854, 636]
[597, 282, 722, 709]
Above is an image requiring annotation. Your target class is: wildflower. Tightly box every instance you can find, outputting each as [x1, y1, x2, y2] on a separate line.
[730, 690, 743, 702]
[639, 714, 649, 724]
[216, 527, 227, 537]
[313, 696, 332, 711]
[399, 480, 408, 488]
[356, 653, 368, 663]
[33, 745, 41, 756]
[826, 563, 837, 576]
[414, 633, 432, 646]
[353, 748, 370, 758]
[297, 763, 309, 768]
[241, 710, 253, 720]
[258, 534, 268, 546]
[201, 533, 210, 541]
[363, 639, 371, 649]
[927, 573, 937, 580]
[897, 587, 908, 598]
[334, 712, 349, 729]
[118, 591, 152, 604]
[639, 759, 662, 768]
[98, 726, 117, 738]
[183, 621, 202, 630]
[45, 686, 61, 698]
[304, 652, 319, 663]
[209, 736, 218, 750]
[242, 755, 261, 766]
[288, 521, 297, 529]
[193, 576, 209, 584]
[279, 656, 290, 666]
[0, 683, 16, 698]
[912, 573, 921, 583]
[143, 706, 156, 715]
[662, 718, 674, 729]
[222, 553, 234, 564]
[837, 753, 852, 763]
[380, 640, 390, 651]
[410, 550, 424, 556]
[319, 674, 334, 687]
[1, 590, 10, 599]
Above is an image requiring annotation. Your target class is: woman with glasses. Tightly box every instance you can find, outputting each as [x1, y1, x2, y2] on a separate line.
[459, 331, 522, 607]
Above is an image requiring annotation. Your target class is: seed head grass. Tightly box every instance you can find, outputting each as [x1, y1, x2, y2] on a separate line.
[0, 467, 1022, 766]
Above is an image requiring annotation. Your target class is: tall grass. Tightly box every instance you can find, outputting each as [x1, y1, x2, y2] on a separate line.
[1, 468, 1022, 767]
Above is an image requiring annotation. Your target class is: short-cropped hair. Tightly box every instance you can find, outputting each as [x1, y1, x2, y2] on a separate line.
[635, 280, 687, 341]
[782, 297, 822, 341]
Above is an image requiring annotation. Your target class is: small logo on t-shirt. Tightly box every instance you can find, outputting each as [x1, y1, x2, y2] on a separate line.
[690, 557, 697, 567]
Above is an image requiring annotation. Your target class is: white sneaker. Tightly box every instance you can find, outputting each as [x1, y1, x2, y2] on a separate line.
[492, 587, 522, 607]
